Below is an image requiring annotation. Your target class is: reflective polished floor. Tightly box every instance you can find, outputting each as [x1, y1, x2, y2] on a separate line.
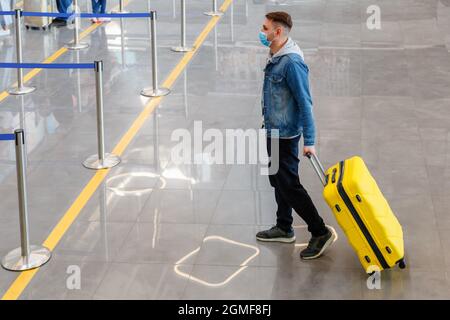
[1, 0, 450, 299]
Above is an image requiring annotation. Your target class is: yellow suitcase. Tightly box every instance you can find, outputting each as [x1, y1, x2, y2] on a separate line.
[308, 154, 406, 274]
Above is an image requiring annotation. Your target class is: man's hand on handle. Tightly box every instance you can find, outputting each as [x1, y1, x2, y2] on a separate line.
[303, 145, 316, 157]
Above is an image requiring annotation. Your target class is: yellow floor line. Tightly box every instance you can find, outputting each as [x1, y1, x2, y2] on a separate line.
[1, 0, 234, 300]
[0, 0, 131, 104]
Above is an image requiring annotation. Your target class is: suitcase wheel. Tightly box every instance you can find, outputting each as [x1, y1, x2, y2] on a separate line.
[398, 259, 406, 269]
[25, 26, 29, 30]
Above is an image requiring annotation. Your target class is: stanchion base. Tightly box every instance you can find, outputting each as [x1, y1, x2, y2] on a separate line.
[204, 11, 223, 16]
[83, 153, 121, 170]
[66, 43, 90, 50]
[8, 86, 36, 96]
[171, 46, 195, 52]
[2, 245, 51, 272]
[140, 87, 171, 98]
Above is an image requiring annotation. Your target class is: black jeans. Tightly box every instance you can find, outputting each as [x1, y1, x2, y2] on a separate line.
[266, 136, 328, 237]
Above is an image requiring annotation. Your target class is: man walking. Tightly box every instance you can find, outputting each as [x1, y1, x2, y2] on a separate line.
[256, 11, 336, 260]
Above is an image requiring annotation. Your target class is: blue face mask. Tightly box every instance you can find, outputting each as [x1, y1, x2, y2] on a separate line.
[259, 31, 272, 47]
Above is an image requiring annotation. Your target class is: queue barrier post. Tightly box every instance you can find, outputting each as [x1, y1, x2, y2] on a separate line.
[171, 0, 193, 53]
[83, 60, 121, 170]
[1, 130, 52, 272]
[204, 0, 223, 17]
[141, 11, 171, 98]
[66, 0, 89, 51]
[8, 9, 36, 96]
[112, 0, 130, 14]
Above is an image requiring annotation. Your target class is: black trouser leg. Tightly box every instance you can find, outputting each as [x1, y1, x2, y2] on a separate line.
[274, 183, 294, 232]
[267, 136, 328, 237]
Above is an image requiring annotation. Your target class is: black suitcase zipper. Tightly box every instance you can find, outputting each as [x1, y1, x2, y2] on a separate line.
[337, 161, 390, 270]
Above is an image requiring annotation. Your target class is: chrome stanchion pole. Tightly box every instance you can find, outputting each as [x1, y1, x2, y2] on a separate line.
[76, 51, 83, 113]
[171, 0, 193, 52]
[120, 17, 126, 68]
[204, 0, 223, 17]
[230, 1, 234, 42]
[153, 106, 160, 172]
[141, 11, 170, 98]
[172, 0, 176, 18]
[9, 9, 36, 95]
[66, 0, 89, 50]
[83, 61, 121, 170]
[214, 24, 218, 71]
[112, 0, 129, 14]
[19, 96, 28, 168]
[1, 129, 51, 271]
[183, 69, 188, 118]
[245, 0, 248, 18]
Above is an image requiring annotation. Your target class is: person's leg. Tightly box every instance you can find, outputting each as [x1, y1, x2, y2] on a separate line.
[270, 137, 335, 259]
[67, 0, 74, 12]
[95, 0, 110, 22]
[1, 0, 12, 29]
[274, 188, 293, 231]
[266, 138, 294, 232]
[56, 0, 72, 21]
[60, 0, 72, 14]
[273, 137, 328, 238]
[56, 0, 64, 13]
[100, 0, 107, 14]
[91, 0, 100, 13]
[256, 137, 295, 243]
[53, 0, 67, 25]
[0, 8, 6, 31]
[90, 1, 95, 23]
[91, 0, 104, 23]
[266, 139, 293, 232]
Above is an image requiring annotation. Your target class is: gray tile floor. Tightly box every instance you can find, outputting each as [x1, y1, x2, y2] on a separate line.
[1, 0, 450, 299]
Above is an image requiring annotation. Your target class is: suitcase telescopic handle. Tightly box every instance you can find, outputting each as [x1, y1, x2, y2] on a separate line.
[305, 152, 327, 187]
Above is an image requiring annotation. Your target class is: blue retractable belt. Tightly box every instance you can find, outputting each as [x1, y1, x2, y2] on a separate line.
[20, 11, 152, 19]
[0, 134, 15, 141]
[0, 63, 95, 69]
[0, 11, 15, 16]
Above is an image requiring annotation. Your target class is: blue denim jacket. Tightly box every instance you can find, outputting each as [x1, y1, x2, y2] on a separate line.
[262, 40, 316, 146]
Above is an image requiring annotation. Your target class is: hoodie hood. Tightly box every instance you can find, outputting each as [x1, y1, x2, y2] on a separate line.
[267, 38, 304, 64]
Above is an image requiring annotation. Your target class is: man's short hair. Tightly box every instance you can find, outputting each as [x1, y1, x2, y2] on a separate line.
[265, 11, 293, 31]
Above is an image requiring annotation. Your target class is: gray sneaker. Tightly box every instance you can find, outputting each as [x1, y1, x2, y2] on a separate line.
[256, 226, 296, 243]
[300, 227, 336, 260]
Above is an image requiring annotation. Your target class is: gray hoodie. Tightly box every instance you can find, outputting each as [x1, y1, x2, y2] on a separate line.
[267, 37, 304, 64]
